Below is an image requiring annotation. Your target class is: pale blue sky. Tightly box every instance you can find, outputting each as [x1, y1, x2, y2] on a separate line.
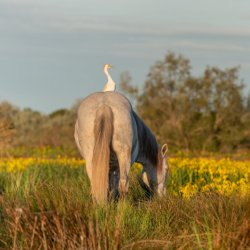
[1, 0, 250, 113]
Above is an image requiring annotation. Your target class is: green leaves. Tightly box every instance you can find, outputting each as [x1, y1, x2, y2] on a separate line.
[133, 52, 249, 152]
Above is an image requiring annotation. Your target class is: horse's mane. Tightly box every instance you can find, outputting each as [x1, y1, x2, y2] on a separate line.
[132, 111, 159, 166]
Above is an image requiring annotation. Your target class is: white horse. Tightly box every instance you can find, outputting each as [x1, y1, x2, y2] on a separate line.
[74, 91, 169, 203]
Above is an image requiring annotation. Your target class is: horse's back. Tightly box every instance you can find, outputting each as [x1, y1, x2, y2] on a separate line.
[77, 92, 134, 143]
[78, 92, 131, 117]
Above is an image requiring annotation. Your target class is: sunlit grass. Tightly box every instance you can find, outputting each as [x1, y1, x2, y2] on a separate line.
[1, 156, 249, 198]
[0, 154, 249, 249]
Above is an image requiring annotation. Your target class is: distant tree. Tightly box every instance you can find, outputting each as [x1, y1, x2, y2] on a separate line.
[119, 71, 138, 109]
[0, 102, 15, 154]
[0, 119, 13, 154]
[137, 52, 192, 149]
[49, 109, 68, 119]
[241, 93, 250, 148]
[0, 102, 77, 149]
[120, 52, 247, 152]
[41, 108, 76, 147]
[200, 67, 244, 151]
[247, 93, 250, 112]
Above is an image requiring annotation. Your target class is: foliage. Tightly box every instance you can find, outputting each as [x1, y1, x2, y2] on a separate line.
[168, 157, 250, 198]
[0, 100, 81, 154]
[0, 156, 249, 198]
[0, 102, 15, 155]
[121, 52, 250, 152]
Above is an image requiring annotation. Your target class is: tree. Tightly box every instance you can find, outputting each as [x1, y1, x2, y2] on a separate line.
[241, 93, 250, 148]
[201, 67, 244, 151]
[119, 71, 138, 109]
[0, 102, 15, 154]
[137, 52, 193, 149]
[121, 52, 247, 152]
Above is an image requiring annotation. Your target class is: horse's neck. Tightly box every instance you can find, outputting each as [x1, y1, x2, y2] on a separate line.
[132, 111, 159, 167]
[136, 155, 152, 166]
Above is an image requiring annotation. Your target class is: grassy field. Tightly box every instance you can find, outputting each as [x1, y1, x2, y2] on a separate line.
[0, 153, 250, 249]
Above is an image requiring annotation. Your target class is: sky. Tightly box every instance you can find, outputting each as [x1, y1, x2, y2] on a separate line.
[1, 0, 250, 113]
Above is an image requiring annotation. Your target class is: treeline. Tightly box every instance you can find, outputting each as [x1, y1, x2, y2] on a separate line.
[0, 101, 79, 155]
[1, 52, 250, 153]
[121, 52, 250, 152]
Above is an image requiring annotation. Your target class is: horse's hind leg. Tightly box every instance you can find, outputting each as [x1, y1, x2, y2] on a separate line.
[113, 144, 131, 197]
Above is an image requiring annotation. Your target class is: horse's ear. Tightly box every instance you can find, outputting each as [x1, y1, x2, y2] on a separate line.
[161, 144, 168, 158]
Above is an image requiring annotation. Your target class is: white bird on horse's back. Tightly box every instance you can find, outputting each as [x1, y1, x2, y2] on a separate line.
[103, 64, 116, 92]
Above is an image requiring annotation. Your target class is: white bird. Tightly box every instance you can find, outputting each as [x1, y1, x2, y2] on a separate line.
[103, 64, 116, 92]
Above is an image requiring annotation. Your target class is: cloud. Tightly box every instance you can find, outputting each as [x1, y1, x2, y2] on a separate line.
[1, 0, 249, 62]
[1, 0, 250, 40]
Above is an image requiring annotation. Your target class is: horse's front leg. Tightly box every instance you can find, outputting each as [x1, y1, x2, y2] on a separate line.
[109, 170, 120, 200]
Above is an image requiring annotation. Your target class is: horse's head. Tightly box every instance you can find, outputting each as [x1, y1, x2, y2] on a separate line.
[156, 143, 170, 196]
[141, 143, 170, 196]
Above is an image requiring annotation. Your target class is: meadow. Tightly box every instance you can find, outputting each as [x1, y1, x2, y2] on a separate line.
[0, 149, 250, 249]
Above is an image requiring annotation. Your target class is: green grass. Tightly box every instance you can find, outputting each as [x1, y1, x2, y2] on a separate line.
[0, 164, 249, 249]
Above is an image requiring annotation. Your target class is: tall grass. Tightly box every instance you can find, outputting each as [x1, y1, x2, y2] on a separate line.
[0, 163, 249, 249]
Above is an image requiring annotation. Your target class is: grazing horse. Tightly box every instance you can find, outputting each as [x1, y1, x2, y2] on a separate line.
[74, 91, 169, 203]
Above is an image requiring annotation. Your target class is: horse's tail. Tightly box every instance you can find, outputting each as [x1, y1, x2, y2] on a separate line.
[92, 105, 113, 203]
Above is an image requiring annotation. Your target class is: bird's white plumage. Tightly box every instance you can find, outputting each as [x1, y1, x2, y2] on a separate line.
[103, 64, 116, 92]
